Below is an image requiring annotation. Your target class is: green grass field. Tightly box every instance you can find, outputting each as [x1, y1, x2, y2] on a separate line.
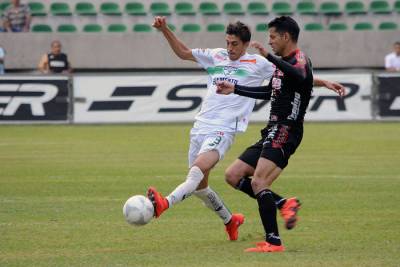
[0, 123, 399, 267]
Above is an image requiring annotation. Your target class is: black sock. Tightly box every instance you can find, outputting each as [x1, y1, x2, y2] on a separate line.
[256, 189, 281, 246]
[236, 177, 256, 199]
[270, 191, 286, 209]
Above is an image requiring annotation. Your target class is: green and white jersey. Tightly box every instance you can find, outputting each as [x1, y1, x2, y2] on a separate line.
[192, 48, 273, 133]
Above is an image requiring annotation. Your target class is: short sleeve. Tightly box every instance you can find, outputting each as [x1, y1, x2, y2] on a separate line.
[191, 48, 215, 69]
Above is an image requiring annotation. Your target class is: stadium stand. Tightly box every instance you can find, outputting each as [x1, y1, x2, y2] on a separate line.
[28, 2, 47, 16]
[296, 1, 318, 15]
[108, 23, 127, 32]
[57, 24, 78, 32]
[100, 2, 122, 15]
[31, 24, 52, 32]
[320, 1, 342, 15]
[83, 23, 102, 32]
[181, 23, 201, 32]
[124, 2, 146, 16]
[0, 0, 399, 69]
[271, 2, 293, 15]
[50, 2, 72, 16]
[247, 2, 269, 15]
[207, 23, 225, 32]
[150, 2, 171, 16]
[328, 22, 349, 31]
[75, 2, 97, 16]
[199, 2, 221, 15]
[133, 23, 152, 32]
[304, 22, 324, 31]
[223, 2, 245, 15]
[345, 1, 367, 15]
[174, 2, 196, 15]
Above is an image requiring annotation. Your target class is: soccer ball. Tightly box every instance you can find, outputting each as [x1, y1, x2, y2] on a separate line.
[123, 195, 154, 226]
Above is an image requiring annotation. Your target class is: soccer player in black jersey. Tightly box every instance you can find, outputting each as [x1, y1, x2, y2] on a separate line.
[217, 16, 345, 252]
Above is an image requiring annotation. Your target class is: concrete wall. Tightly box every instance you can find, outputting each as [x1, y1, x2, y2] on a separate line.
[1, 31, 398, 70]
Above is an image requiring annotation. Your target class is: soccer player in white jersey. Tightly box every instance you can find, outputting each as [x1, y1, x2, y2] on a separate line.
[147, 16, 345, 241]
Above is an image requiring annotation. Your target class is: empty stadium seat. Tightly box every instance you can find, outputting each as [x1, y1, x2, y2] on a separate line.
[255, 23, 268, 32]
[223, 2, 245, 15]
[182, 23, 201, 32]
[296, 1, 317, 15]
[320, 2, 342, 15]
[28, 2, 47, 16]
[75, 2, 97, 16]
[50, 2, 72, 16]
[100, 2, 122, 15]
[345, 1, 367, 14]
[57, 24, 77, 32]
[125, 2, 146, 15]
[175, 2, 196, 15]
[108, 24, 127, 32]
[247, 2, 268, 15]
[369, 1, 391, 14]
[328, 23, 348, 31]
[272, 2, 293, 15]
[31, 24, 52, 32]
[150, 2, 171, 16]
[379, 22, 398, 30]
[395, 1, 400, 12]
[353, 22, 374, 30]
[304, 23, 324, 31]
[207, 23, 225, 32]
[133, 24, 152, 32]
[199, 2, 220, 15]
[83, 24, 103, 32]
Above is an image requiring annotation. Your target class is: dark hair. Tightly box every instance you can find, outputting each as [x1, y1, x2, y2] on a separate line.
[226, 21, 251, 43]
[395, 41, 400, 46]
[268, 16, 300, 43]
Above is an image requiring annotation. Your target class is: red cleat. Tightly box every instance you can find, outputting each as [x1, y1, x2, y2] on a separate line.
[245, 241, 285, 253]
[225, 213, 245, 241]
[147, 187, 169, 218]
[280, 197, 301, 230]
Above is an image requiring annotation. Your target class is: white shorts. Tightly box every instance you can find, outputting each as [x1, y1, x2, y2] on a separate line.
[188, 131, 235, 168]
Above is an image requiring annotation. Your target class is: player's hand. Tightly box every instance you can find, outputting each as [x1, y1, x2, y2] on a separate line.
[323, 81, 346, 97]
[152, 16, 168, 31]
[216, 81, 235, 95]
[250, 41, 268, 57]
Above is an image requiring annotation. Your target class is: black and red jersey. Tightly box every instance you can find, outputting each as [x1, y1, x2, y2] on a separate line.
[234, 49, 313, 125]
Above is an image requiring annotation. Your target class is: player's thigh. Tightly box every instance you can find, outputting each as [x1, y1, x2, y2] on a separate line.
[192, 150, 220, 173]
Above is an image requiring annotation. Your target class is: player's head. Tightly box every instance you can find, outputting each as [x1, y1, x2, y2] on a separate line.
[12, 0, 20, 6]
[225, 21, 251, 60]
[51, 40, 62, 54]
[267, 16, 300, 56]
[394, 41, 400, 55]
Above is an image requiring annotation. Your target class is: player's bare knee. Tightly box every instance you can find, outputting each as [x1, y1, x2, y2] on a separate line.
[224, 168, 238, 187]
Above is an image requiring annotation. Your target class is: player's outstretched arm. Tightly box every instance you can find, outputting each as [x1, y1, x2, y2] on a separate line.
[216, 81, 271, 100]
[153, 16, 196, 62]
[313, 78, 345, 97]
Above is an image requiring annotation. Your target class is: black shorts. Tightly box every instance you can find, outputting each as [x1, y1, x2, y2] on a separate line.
[239, 123, 303, 169]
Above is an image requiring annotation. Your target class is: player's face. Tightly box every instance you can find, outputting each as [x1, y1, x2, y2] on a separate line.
[394, 44, 400, 56]
[268, 27, 287, 56]
[51, 42, 62, 54]
[226, 34, 248, 61]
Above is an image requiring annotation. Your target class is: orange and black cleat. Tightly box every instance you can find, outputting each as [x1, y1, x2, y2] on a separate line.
[280, 197, 301, 230]
[244, 241, 285, 253]
[147, 186, 169, 218]
[225, 213, 245, 241]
